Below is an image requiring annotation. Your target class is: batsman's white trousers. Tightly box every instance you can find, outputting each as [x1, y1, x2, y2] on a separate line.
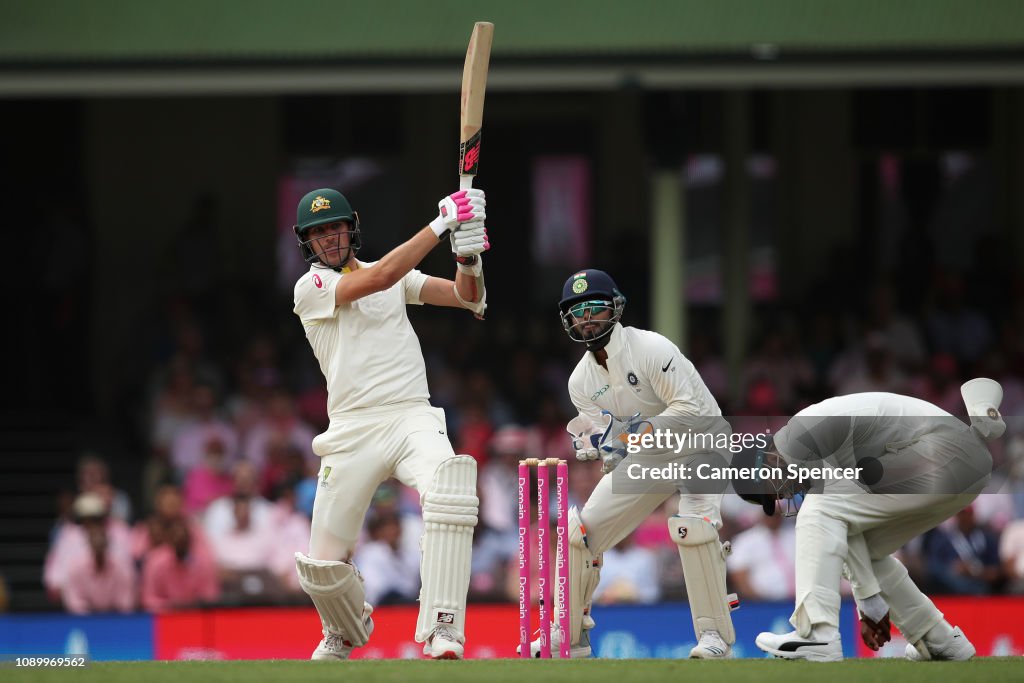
[308, 402, 456, 561]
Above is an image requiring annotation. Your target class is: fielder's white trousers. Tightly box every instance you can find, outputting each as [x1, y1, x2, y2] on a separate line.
[792, 491, 978, 642]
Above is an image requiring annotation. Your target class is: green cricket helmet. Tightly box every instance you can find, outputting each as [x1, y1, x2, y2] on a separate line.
[293, 188, 361, 270]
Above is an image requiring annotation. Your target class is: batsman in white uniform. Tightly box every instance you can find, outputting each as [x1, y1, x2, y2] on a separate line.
[740, 381, 1003, 662]
[538, 269, 737, 659]
[290, 187, 489, 660]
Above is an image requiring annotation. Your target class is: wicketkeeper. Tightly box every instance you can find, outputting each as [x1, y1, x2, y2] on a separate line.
[523, 269, 737, 659]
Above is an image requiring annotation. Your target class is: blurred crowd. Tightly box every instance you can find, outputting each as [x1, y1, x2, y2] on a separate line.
[40, 264, 1024, 615]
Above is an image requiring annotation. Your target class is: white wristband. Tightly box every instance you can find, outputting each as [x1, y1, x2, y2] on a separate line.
[428, 216, 449, 239]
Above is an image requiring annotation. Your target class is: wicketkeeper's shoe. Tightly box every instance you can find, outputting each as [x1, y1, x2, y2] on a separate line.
[517, 626, 592, 658]
[755, 630, 843, 662]
[424, 624, 465, 660]
[311, 605, 375, 661]
[905, 625, 975, 661]
[689, 630, 732, 659]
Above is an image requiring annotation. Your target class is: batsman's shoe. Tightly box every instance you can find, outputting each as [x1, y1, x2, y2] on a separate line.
[517, 626, 592, 658]
[689, 630, 732, 659]
[424, 624, 464, 660]
[311, 607, 375, 661]
[905, 626, 975, 661]
[755, 630, 843, 662]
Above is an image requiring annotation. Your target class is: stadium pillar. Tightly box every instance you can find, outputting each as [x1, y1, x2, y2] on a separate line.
[650, 171, 686, 350]
[721, 91, 751, 406]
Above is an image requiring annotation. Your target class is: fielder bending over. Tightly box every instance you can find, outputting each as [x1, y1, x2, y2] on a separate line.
[737, 381, 1002, 661]
[290, 187, 489, 660]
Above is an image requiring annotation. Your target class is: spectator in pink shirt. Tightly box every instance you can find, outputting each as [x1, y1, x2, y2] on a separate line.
[131, 483, 213, 563]
[141, 518, 219, 612]
[170, 384, 238, 476]
[45, 493, 133, 604]
[182, 437, 235, 514]
[62, 519, 136, 614]
[240, 389, 316, 472]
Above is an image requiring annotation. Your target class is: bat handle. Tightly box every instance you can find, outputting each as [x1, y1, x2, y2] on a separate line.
[459, 175, 474, 190]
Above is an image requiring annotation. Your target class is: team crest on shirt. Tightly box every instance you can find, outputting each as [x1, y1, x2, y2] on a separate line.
[321, 466, 332, 488]
[310, 195, 331, 213]
[627, 371, 638, 386]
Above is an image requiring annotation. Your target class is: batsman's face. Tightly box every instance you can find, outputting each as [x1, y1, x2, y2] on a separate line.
[308, 221, 353, 267]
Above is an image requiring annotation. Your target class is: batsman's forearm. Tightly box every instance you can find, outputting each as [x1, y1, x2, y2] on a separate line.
[455, 267, 481, 302]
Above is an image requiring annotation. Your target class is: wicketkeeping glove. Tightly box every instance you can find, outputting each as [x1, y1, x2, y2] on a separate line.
[429, 188, 486, 237]
[566, 415, 601, 463]
[597, 410, 653, 474]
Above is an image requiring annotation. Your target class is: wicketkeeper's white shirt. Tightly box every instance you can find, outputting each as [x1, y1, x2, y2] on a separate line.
[567, 323, 723, 429]
[293, 260, 430, 454]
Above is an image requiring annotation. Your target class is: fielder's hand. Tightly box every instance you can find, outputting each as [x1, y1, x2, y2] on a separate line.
[450, 220, 490, 261]
[597, 410, 652, 474]
[566, 415, 601, 462]
[859, 611, 892, 651]
[430, 188, 486, 237]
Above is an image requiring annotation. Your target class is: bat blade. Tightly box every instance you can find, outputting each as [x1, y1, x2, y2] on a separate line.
[459, 21, 493, 189]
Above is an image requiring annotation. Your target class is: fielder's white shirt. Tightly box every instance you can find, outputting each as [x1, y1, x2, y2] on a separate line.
[293, 260, 430, 453]
[567, 323, 723, 429]
[775, 392, 983, 494]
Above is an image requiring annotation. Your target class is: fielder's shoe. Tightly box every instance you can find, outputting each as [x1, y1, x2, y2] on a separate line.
[517, 626, 592, 658]
[905, 625, 975, 661]
[311, 605, 375, 661]
[755, 630, 843, 662]
[689, 630, 732, 659]
[424, 624, 464, 660]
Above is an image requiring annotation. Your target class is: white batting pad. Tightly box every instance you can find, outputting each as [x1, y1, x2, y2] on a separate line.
[568, 506, 602, 644]
[295, 553, 371, 646]
[416, 455, 479, 642]
[669, 515, 737, 644]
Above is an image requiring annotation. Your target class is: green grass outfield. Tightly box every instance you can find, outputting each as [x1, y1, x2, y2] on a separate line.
[5, 658, 1023, 683]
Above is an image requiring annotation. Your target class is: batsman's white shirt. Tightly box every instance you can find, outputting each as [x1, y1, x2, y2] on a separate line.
[567, 323, 726, 553]
[293, 260, 430, 455]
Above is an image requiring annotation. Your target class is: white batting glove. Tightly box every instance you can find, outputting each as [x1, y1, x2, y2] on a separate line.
[429, 188, 486, 237]
[450, 220, 490, 260]
[566, 415, 601, 463]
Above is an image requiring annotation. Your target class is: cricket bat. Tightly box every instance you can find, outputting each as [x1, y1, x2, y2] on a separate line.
[459, 21, 493, 190]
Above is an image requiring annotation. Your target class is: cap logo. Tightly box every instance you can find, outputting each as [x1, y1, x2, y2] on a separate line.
[987, 407, 1000, 419]
[310, 195, 331, 213]
[572, 278, 589, 294]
